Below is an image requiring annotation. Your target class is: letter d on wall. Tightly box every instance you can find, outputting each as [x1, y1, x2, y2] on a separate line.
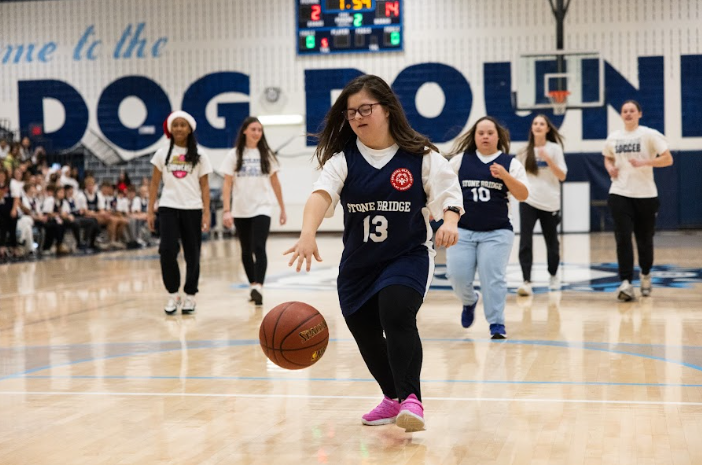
[18, 80, 88, 151]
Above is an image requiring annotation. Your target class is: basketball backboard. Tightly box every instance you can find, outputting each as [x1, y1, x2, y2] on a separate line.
[513, 51, 604, 112]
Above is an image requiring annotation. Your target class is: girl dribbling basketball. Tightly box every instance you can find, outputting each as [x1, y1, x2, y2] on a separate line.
[285, 75, 463, 433]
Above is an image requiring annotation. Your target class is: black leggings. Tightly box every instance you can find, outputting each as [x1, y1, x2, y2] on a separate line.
[344, 285, 424, 402]
[234, 215, 271, 284]
[519, 202, 561, 281]
[608, 194, 659, 282]
[158, 207, 203, 295]
[0, 213, 17, 248]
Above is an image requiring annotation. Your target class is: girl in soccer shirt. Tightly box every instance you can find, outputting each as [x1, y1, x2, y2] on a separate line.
[147, 111, 213, 314]
[516, 115, 568, 296]
[221, 117, 286, 307]
[446, 116, 529, 340]
[603, 100, 673, 301]
[285, 75, 463, 433]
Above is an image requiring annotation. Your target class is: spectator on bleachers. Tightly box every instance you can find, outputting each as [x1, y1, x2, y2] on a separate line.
[116, 170, 132, 193]
[3, 143, 20, 172]
[100, 181, 128, 249]
[17, 183, 43, 257]
[19, 137, 32, 163]
[63, 185, 99, 252]
[40, 185, 67, 256]
[127, 185, 148, 246]
[0, 138, 9, 160]
[0, 169, 20, 260]
[60, 166, 80, 189]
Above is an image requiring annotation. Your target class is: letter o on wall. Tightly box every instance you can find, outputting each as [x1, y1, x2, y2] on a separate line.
[392, 63, 472, 143]
[97, 76, 171, 151]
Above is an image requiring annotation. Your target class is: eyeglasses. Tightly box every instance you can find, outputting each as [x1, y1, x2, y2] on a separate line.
[343, 103, 381, 121]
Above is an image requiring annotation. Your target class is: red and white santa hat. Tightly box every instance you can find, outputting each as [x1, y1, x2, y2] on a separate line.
[162, 111, 197, 139]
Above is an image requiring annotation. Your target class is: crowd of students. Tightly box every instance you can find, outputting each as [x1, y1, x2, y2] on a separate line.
[0, 136, 155, 262]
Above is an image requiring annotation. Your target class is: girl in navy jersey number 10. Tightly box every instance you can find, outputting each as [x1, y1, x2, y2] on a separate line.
[285, 75, 463, 433]
[147, 111, 213, 315]
[446, 116, 529, 340]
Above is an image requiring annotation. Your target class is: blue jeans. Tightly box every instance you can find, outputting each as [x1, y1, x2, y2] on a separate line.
[446, 228, 514, 326]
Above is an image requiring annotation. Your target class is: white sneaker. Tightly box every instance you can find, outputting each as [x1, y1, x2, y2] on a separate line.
[640, 274, 652, 297]
[617, 280, 635, 302]
[164, 294, 181, 314]
[182, 295, 196, 314]
[549, 275, 561, 291]
[517, 281, 532, 296]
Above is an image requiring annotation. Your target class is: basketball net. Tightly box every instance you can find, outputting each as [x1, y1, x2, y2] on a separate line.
[547, 90, 570, 115]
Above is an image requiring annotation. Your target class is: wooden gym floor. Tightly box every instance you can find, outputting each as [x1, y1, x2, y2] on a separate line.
[0, 231, 701, 465]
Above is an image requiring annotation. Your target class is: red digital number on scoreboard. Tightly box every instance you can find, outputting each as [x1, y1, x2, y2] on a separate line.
[385, 1, 399, 17]
[311, 5, 321, 21]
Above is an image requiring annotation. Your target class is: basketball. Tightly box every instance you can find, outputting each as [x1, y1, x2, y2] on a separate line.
[259, 301, 329, 370]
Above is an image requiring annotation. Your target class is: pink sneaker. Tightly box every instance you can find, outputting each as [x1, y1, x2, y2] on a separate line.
[396, 394, 425, 432]
[361, 396, 401, 426]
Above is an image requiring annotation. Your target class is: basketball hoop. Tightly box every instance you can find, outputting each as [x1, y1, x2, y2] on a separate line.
[547, 90, 570, 115]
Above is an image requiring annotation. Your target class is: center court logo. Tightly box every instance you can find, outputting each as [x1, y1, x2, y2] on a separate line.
[246, 263, 702, 294]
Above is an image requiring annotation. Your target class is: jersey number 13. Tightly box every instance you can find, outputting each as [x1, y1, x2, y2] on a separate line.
[363, 215, 388, 243]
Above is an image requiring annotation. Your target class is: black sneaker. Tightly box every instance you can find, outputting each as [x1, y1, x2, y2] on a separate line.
[251, 289, 263, 306]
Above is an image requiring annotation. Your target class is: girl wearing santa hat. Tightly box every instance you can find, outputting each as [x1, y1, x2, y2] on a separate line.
[147, 111, 213, 314]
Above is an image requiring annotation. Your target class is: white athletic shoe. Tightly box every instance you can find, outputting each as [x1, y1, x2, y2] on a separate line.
[549, 275, 561, 291]
[617, 280, 635, 302]
[640, 274, 652, 297]
[517, 281, 532, 296]
[182, 295, 196, 314]
[164, 294, 181, 314]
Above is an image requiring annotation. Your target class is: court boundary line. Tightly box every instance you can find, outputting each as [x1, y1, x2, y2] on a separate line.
[0, 390, 701, 407]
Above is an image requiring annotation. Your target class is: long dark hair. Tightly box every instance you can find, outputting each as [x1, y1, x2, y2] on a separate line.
[165, 132, 200, 166]
[313, 74, 438, 168]
[520, 114, 564, 175]
[449, 116, 510, 157]
[234, 116, 276, 174]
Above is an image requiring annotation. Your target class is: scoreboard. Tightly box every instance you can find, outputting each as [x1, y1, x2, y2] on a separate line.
[297, 0, 403, 55]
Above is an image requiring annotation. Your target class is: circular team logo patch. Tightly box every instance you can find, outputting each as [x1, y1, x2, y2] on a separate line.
[390, 168, 413, 191]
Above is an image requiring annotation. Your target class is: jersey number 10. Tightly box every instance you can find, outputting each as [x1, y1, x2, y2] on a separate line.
[363, 215, 388, 242]
[471, 187, 491, 203]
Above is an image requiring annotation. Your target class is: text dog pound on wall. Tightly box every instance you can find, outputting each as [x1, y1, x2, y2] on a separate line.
[16, 55, 702, 152]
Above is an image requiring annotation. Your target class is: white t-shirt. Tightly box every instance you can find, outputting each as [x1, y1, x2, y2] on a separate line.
[602, 126, 668, 198]
[130, 197, 143, 213]
[151, 145, 213, 210]
[312, 139, 463, 220]
[519, 141, 567, 212]
[9, 179, 23, 199]
[41, 196, 56, 215]
[220, 147, 280, 218]
[116, 196, 130, 214]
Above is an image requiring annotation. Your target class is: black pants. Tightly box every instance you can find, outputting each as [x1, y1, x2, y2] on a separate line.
[234, 215, 271, 284]
[42, 219, 65, 250]
[608, 194, 659, 282]
[158, 207, 202, 295]
[66, 216, 99, 247]
[344, 285, 424, 402]
[0, 213, 18, 247]
[518, 202, 561, 281]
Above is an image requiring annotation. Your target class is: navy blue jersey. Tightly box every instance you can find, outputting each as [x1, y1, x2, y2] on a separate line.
[457, 151, 513, 231]
[85, 190, 98, 211]
[338, 143, 432, 316]
[66, 198, 81, 216]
